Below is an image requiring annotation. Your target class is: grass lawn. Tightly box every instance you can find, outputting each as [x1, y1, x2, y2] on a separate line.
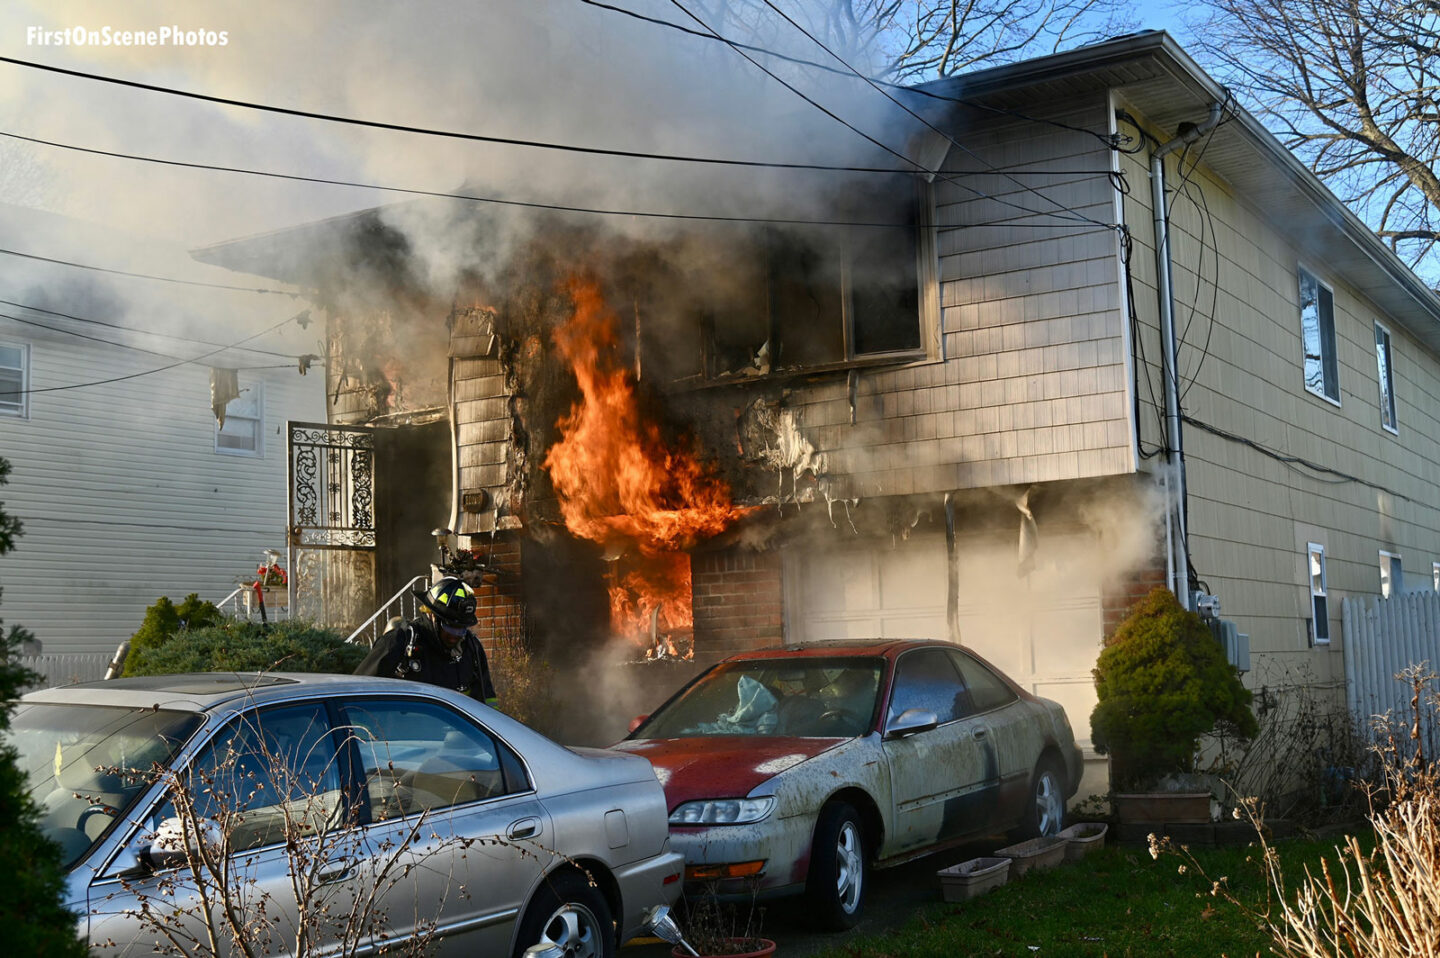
[808, 835, 1358, 958]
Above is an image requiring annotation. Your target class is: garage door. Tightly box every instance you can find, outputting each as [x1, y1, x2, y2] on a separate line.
[784, 530, 1103, 749]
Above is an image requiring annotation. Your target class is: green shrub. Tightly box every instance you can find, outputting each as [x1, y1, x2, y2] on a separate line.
[122, 593, 224, 676]
[126, 619, 365, 676]
[1091, 586, 1257, 789]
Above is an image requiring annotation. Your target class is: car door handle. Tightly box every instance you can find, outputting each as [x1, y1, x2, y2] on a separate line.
[507, 817, 540, 840]
[317, 862, 356, 885]
[973, 728, 989, 739]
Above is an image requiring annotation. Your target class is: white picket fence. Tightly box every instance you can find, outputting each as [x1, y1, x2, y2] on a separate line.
[1342, 591, 1440, 753]
[18, 652, 112, 691]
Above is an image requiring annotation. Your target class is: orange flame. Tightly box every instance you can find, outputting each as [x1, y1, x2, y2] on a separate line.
[544, 276, 746, 650]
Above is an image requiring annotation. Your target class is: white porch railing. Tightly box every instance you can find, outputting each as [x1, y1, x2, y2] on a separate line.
[346, 575, 430, 647]
[1342, 591, 1440, 754]
[217, 584, 292, 622]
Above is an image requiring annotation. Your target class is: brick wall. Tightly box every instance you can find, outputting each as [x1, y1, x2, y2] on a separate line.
[1101, 557, 1168, 641]
[464, 533, 526, 647]
[692, 549, 784, 660]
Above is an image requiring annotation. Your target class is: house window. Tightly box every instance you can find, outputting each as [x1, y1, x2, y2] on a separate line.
[1380, 550, 1403, 598]
[652, 176, 932, 382]
[0, 342, 29, 418]
[1375, 321, 1397, 433]
[1299, 268, 1339, 403]
[1308, 543, 1329, 645]
[215, 381, 264, 457]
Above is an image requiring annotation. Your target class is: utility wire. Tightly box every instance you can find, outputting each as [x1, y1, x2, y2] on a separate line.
[753, 0, 1113, 230]
[0, 296, 305, 359]
[574, 0, 1138, 152]
[0, 128, 1118, 231]
[1183, 415, 1413, 502]
[667, 0, 1111, 229]
[0, 310, 307, 398]
[0, 245, 296, 294]
[0, 54, 933, 175]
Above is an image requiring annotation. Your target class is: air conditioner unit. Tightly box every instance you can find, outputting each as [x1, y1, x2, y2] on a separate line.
[1207, 618, 1250, 673]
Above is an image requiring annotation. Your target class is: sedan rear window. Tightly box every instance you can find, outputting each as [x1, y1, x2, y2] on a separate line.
[637, 658, 882, 738]
[10, 703, 203, 868]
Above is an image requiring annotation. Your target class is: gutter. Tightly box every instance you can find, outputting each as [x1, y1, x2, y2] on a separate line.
[1151, 101, 1224, 611]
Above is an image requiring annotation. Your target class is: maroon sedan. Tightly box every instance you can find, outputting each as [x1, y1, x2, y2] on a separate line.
[613, 639, 1082, 930]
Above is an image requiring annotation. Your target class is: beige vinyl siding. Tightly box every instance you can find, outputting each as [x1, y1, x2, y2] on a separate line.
[759, 95, 1132, 500]
[0, 322, 324, 654]
[1115, 97, 1440, 682]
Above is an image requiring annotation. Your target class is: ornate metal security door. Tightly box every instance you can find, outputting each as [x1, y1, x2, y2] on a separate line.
[287, 422, 377, 630]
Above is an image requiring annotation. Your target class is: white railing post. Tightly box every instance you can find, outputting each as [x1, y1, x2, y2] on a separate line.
[346, 574, 431, 647]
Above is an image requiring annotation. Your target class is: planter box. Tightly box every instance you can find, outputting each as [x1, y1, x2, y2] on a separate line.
[1113, 792, 1212, 824]
[1058, 822, 1108, 861]
[994, 836, 1067, 877]
[937, 856, 1010, 901]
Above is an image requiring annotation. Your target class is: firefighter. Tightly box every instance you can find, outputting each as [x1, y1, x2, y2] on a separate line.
[355, 575, 498, 707]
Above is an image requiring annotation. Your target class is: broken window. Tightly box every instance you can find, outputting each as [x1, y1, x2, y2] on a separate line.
[658, 176, 930, 382]
[216, 381, 264, 457]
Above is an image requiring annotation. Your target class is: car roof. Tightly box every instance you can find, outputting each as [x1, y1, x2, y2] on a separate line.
[20, 672, 423, 713]
[719, 638, 952, 663]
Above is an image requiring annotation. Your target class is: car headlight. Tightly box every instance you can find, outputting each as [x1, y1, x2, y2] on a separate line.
[668, 797, 775, 825]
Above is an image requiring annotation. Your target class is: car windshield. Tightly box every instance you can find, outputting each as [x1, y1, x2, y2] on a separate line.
[637, 658, 883, 739]
[10, 703, 204, 869]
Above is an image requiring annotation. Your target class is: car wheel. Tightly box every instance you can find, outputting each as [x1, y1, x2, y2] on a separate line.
[513, 870, 615, 958]
[1019, 756, 1067, 839]
[806, 801, 867, 931]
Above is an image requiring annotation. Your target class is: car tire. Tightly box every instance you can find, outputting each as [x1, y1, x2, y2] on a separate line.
[805, 801, 867, 931]
[513, 870, 615, 958]
[1017, 756, 1067, 839]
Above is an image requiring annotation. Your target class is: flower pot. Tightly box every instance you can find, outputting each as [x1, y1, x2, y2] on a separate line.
[673, 938, 776, 958]
[1058, 822, 1108, 861]
[259, 587, 288, 609]
[994, 836, 1067, 877]
[1113, 792, 1211, 824]
[937, 856, 1010, 901]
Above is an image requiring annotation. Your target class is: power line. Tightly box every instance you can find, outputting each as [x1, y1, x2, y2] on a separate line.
[0, 54, 932, 176]
[0, 245, 297, 294]
[752, 0, 1113, 231]
[667, 0, 1112, 229]
[574, 0, 1137, 152]
[0, 310, 308, 398]
[0, 296, 305, 358]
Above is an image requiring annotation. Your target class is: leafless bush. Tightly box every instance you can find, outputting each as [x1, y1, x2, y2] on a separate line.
[1155, 664, 1440, 958]
[1200, 664, 1371, 824]
[488, 628, 559, 735]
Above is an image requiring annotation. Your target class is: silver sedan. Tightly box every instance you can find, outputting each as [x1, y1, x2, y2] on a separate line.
[14, 672, 683, 958]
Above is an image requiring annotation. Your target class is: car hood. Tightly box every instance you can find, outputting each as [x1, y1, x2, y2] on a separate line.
[613, 736, 844, 808]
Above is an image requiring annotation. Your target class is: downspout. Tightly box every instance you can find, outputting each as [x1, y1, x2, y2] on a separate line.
[1151, 101, 1222, 611]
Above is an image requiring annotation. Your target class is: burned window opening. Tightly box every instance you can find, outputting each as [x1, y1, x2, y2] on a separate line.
[646, 176, 929, 385]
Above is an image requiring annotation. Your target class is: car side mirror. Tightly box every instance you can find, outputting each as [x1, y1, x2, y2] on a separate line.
[885, 708, 939, 739]
[627, 714, 649, 734]
[139, 816, 220, 871]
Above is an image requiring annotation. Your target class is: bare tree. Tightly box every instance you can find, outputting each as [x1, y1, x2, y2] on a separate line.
[1192, 0, 1440, 275]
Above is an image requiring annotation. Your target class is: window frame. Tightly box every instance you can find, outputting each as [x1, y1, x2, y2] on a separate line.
[0, 341, 30, 419]
[1380, 550, 1403, 598]
[1374, 320, 1398, 434]
[214, 380, 265, 458]
[1297, 266, 1341, 406]
[1308, 542, 1330, 645]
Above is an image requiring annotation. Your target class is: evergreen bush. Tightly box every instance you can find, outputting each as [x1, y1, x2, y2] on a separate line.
[121, 593, 224, 676]
[126, 619, 365, 676]
[1091, 586, 1258, 790]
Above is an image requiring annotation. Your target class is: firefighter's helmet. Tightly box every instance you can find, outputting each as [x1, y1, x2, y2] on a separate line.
[416, 576, 478, 627]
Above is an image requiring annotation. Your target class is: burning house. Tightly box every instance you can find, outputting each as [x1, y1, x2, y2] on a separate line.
[195, 33, 1440, 781]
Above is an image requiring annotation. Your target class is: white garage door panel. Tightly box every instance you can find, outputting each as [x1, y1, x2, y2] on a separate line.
[786, 531, 1104, 750]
